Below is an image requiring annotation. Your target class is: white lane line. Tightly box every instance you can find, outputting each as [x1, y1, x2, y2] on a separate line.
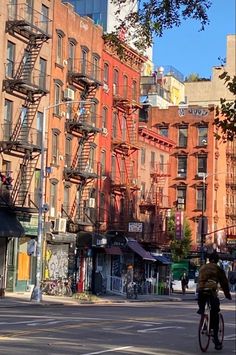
[27, 321, 62, 326]
[224, 334, 236, 340]
[137, 326, 184, 333]
[81, 346, 133, 355]
[0, 320, 54, 325]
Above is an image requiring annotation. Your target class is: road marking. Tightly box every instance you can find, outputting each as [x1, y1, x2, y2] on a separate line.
[137, 326, 184, 333]
[224, 334, 236, 340]
[81, 346, 133, 355]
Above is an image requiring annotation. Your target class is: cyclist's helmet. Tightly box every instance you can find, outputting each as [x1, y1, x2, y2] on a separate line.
[208, 251, 219, 263]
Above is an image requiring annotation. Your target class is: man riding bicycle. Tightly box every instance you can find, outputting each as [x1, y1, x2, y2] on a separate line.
[197, 251, 231, 350]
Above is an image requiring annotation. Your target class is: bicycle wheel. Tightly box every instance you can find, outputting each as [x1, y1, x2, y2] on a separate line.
[218, 313, 224, 344]
[198, 314, 210, 352]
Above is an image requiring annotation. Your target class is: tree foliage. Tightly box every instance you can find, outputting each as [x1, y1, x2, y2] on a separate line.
[109, 0, 212, 52]
[167, 210, 192, 262]
[214, 73, 236, 142]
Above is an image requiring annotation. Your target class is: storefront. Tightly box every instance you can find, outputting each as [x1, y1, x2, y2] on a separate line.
[0, 208, 25, 293]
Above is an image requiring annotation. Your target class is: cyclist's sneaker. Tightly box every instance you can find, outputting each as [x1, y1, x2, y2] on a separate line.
[213, 338, 222, 350]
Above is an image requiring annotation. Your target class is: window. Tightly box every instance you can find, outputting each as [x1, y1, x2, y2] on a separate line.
[178, 156, 187, 178]
[34, 169, 40, 207]
[141, 148, 146, 165]
[6, 41, 15, 77]
[104, 62, 109, 83]
[123, 75, 128, 98]
[36, 111, 43, 146]
[178, 127, 188, 147]
[26, 0, 33, 23]
[160, 154, 164, 172]
[41, 4, 49, 34]
[111, 155, 116, 181]
[88, 146, 95, 172]
[81, 48, 88, 74]
[39, 57, 46, 90]
[54, 82, 62, 115]
[120, 158, 125, 184]
[68, 40, 76, 71]
[121, 114, 126, 140]
[56, 31, 64, 65]
[51, 130, 59, 165]
[140, 182, 146, 200]
[177, 186, 186, 210]
[159, 126, 168, 137]
[63, 186, 70, 215]
[102, 106, 107, 128]
[90, 101, 97, 126]
[50, 180, 58, 217]
[65, 137, 72, 167]
[101, 150, 106, 176]
[113, 69, 119, 95]
[112, 111, 117, 138]
[4, 99, 13, 140]
[197, 155, 207, 175]
[92, 55, 99, 80]
[99, 193, 105, 222]
[198, 126, 208, 146]
[132, 80, 137, 101]
[196, 187, 206, 211]
[150, 151, 155, 169]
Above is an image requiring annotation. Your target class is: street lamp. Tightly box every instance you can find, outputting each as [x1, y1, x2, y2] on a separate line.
[200, 171, 228, 265]
[31, 100, 88, 302]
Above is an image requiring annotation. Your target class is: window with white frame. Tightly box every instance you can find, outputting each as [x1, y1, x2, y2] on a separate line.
[6, 41, 15, 77]
[51, 129, 59, 165]
[198, 126, 208, 146]
[177, 156, 187, 178]
[178, 126, 188, 147]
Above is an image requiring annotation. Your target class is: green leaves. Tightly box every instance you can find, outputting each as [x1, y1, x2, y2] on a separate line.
[110, 0, 212, 52]
[214, 73, 236, 142]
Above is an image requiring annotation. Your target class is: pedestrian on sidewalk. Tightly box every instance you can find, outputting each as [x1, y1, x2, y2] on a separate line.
[180, 272, 189, 295]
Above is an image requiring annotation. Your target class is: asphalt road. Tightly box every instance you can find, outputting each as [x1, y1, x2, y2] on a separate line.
[0, 298, 235, 355]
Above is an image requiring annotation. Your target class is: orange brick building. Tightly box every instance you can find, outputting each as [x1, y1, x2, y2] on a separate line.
[151, 105, 230, 252]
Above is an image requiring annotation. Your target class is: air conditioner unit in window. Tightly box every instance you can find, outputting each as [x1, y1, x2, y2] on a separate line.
[197, 172, 205, 178]
[103, 83, 109, 93]
[64, 88, 75, 101]
[87, 198, 96, 208]
[177, 172, 186, 177]
[54, 218, 67, 233]
[101, 127, 108, 136]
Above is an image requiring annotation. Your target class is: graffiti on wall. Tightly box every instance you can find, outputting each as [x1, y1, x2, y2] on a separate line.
[45, 244, 69, 280]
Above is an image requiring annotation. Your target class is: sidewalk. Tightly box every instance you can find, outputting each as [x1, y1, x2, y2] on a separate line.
[0, 291, 197, 307]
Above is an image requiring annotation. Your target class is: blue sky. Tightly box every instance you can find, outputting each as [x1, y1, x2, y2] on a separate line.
[153, 0, 236, 79]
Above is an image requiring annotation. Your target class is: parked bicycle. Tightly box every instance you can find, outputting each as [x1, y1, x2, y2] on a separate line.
[198, 292, 224, 352]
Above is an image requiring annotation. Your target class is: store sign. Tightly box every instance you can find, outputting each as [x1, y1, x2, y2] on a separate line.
[175, 211, 183, 240]
[128, 222, 143, 233]
[18, 215, 38, 236]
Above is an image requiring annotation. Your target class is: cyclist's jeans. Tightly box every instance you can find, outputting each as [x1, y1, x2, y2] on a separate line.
[198, 291, 220, 340]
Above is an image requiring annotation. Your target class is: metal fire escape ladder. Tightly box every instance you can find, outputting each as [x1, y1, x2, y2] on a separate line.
[10, 97, 40, 143]
[11, 153, 40, 206]
[15, 36, 46, 81]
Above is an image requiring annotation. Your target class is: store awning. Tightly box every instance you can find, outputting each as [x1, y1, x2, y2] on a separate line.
[0, 209, 25, 238]
[152, 254, 171, 265]
[105, 246, 123, 255]
[127, 239, 156, 261]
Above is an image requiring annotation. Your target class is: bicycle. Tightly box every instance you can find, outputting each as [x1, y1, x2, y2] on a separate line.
[198, 291, 224, 352]
[126, 281, 138, 299]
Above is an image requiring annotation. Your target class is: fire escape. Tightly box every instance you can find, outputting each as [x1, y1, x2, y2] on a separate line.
[110, 84, 140, 229]
[138, 127, 173, 247]
[226, 141, 236, 223]
[64, 58, 102, 230]
[1, 3, 51, 211]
